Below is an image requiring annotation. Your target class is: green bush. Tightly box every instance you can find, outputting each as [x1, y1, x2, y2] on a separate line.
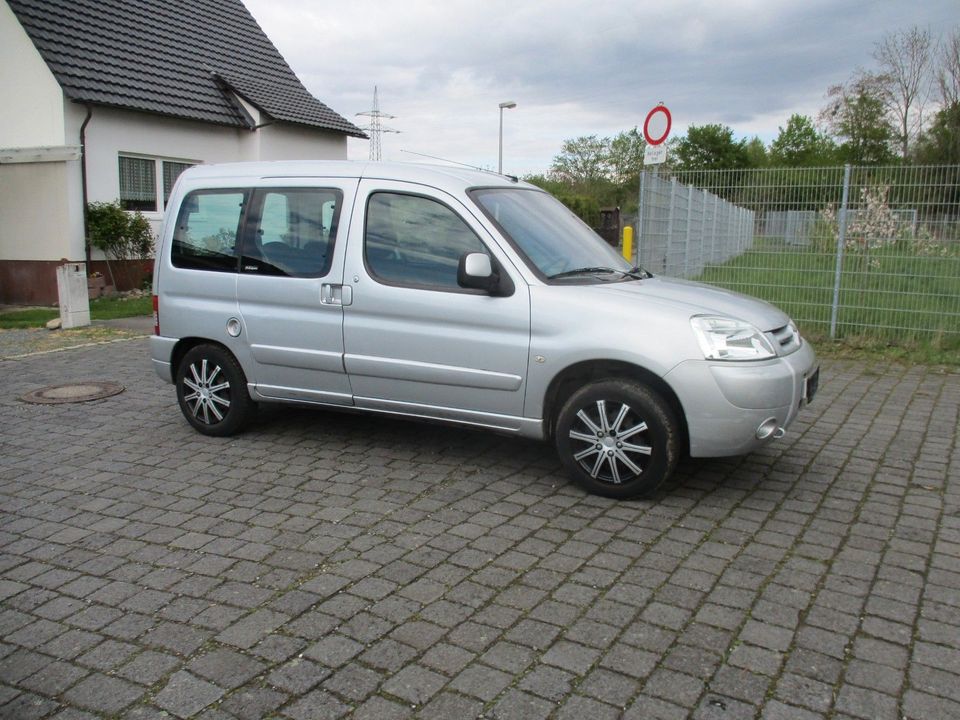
[555, 193, 602, 227]
[87, 201, 154, 261]
[86, 201, 154, 289]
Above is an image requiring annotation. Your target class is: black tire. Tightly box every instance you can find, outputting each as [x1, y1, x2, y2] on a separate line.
[175, 344, 254, 437]
[554, 379, 679, 499]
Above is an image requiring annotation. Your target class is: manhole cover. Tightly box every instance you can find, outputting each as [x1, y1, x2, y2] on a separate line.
[20, 381, 125, 405]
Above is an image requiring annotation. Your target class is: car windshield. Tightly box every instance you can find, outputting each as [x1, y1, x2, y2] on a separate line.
[470, 187, 634, 281]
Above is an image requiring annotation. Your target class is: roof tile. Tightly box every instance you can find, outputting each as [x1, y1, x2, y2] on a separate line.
[8, 0, 365, 137]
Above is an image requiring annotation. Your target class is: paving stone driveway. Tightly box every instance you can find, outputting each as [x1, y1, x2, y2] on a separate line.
[0, 338, 958, 720]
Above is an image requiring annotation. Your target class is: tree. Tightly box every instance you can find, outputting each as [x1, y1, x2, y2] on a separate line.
[937, 27, 960, 106]
[872, 26, 935, 157]
[821, 75, 896, 164]
[547, 131, 647, 212]
[914, 102, 960, 164]
[769, 114, 838, 166]
[606, 127, 646, 188]
[912, 103, 960, 211]
[550, 135, 610, 187]
[672, 124, 751, 171]
[744, 136, 769, 168]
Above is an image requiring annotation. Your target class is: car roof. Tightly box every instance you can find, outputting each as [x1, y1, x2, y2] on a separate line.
[177, 160, 532, 194]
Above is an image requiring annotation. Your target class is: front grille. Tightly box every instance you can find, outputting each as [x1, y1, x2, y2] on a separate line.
[768, 323, 801, 355]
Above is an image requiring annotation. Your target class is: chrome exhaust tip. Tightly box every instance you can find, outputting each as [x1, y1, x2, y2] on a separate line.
[756, 418, 781, 440]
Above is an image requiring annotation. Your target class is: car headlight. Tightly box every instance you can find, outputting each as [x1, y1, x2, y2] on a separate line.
[690, 316, 776, 361]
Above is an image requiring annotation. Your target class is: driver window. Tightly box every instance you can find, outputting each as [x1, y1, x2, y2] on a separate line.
[365, 192, 487, 291]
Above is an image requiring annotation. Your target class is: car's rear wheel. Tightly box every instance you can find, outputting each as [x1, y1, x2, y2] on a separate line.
[176, 344, 253, 436]
[555, 379, 679, 498]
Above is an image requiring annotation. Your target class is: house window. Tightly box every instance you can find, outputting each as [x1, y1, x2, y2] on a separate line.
[163, 161, 193, 205]
[119, 156, 157, 212]
[118, 155, 196, 213]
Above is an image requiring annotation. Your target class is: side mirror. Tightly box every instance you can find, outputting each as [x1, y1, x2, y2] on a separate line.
[457, 252, 498, 293]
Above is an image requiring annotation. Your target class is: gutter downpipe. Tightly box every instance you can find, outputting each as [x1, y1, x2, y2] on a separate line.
[79, 104, 93, 265]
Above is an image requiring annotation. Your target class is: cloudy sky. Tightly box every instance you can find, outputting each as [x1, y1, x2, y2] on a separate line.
[244, 0, 957, 176]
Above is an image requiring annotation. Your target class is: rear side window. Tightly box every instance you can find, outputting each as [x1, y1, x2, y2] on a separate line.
[172, 190, 246, 272]
[241, 188, 342, 278]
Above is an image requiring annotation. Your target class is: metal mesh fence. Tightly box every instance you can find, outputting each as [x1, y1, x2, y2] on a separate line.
[636, 173, 755, 279]
[634, 165, 960, 341]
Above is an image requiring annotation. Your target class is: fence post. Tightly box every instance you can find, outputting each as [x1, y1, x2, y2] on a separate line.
[740, 207, 747, 252]
[739, 208, 745, 252]
[666, 178, 677, 275]
[699, 189, 708, 275]
[711, 195, 719, 264]
[829, 164, 852, 339]
[636, 170, 646, 268]
[684, 184, 693, 277]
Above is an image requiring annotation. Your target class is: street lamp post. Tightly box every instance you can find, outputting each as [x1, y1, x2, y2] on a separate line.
[498, 101, 517, 174]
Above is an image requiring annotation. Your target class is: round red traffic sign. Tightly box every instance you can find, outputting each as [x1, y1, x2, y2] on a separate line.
[643, 105, 672, 146]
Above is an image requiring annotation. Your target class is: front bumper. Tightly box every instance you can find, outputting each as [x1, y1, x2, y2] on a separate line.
[664, 341, 818, 457]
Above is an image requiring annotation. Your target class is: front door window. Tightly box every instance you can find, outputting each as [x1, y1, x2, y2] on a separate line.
[364, 192, 488, 291]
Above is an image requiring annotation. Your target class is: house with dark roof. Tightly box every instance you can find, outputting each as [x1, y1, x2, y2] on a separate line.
[0, 0, 365, 304]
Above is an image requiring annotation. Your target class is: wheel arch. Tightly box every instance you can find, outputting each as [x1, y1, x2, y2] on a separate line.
[171, 337, 240, 379]
[542, 360, 689, 454]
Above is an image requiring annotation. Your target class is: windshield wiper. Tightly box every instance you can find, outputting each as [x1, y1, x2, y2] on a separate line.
[548, 266, 649, 280]
[548, 266, 621, 279]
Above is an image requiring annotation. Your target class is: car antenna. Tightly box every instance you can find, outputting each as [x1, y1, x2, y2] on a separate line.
[400, 150, 519, 182]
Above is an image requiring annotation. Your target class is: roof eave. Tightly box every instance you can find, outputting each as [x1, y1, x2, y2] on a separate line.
[66, 96, 252, 130]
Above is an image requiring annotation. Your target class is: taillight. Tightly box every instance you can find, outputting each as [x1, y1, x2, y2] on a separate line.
[152, 294, 160, 335]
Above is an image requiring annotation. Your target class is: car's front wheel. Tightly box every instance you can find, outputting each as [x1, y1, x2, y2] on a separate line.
[555, 379, 679, 499]
[175, 344, 253, 436]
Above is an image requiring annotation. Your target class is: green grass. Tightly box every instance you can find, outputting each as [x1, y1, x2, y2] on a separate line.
[87, 294, 152, 320]
[805, 332, 960, 367]
[0, 308, 59, 329]
[0, 295, 152, 329]
[695, 238, 960, 365]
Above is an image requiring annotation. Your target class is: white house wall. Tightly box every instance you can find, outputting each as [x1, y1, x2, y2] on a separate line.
[0, 160, 78, 261]
[257, 123, 347, 161]
[0, 0, 66, 147]
[71, 102, 250, 228]
[67, 104, 348, 238]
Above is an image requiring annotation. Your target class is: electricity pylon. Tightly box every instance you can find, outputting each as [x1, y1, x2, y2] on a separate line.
[356, 86, 399, 161]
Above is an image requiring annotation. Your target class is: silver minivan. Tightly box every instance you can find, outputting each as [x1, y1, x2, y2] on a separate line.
[151, 161, 818, 498]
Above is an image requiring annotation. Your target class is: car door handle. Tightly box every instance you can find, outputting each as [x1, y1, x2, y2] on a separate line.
[321, 284, 352, 306]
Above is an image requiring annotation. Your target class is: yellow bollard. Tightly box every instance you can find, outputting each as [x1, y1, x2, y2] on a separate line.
[622, 226, 633, 262]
